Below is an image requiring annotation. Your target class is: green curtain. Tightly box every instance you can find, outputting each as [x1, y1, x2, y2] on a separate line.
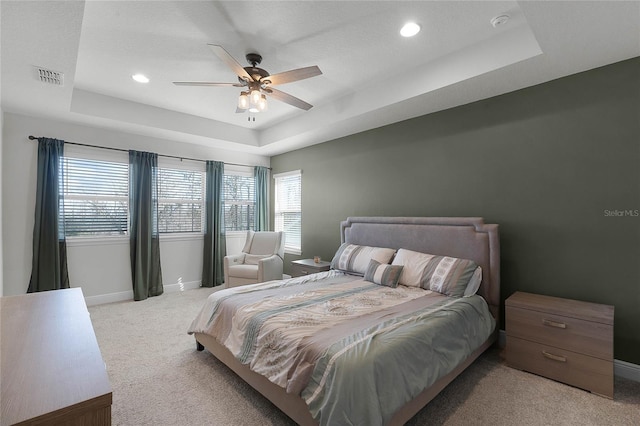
[254, 166, 269, 231]
[129, 150, 163, 300]
[28, 138, 69, 293]
[202, 161, 226, 287]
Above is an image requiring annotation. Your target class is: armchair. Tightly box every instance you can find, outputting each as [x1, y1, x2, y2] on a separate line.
[224, 231, 285, 287]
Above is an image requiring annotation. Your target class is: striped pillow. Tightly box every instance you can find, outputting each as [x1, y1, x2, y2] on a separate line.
[330, 243, 396, 275]
[392, 248, 478, 297]
[364, 260, 403, 288]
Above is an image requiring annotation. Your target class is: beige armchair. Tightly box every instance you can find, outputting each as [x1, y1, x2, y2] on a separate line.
[224, 231, 285, 287]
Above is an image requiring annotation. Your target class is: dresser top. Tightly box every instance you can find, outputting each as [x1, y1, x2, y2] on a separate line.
[506, 291, 614, 325]
[1, 288, 112, 424]
[292, 258, 331, 267]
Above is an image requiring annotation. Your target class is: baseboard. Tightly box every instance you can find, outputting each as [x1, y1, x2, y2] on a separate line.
[85, 290, 133, 306]
[498, 329, 640, 382]
[614, 359, 640, 382]
[84, 280, 201, 306]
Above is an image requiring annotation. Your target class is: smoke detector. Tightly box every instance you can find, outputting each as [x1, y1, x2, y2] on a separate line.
[34, 66, 64, 86]
[490, 14, 510, 28]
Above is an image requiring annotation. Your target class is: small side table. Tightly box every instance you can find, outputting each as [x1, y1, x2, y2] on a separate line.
[290, 259, 331, 277]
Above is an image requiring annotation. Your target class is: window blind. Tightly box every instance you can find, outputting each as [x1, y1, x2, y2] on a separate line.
[60, 157, 129, 236]
[274, 170, 302, 254]
[157, 167, 204, 233]
[223, 174, 255, 232]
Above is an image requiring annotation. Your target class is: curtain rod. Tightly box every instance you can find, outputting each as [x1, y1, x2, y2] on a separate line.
[27, 135, 270, 170]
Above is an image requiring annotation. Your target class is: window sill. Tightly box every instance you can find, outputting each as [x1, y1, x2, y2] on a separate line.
[66, 235, 129, 247]
[159, 233, 204, 242]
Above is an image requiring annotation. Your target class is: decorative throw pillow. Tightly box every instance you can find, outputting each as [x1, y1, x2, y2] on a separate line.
[392, 248, 478, 297]
[330, 243, 396, 275]
[364, 260, 403, 288]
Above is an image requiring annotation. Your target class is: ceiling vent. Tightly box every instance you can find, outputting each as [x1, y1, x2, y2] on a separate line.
[34, 66, 64, 86]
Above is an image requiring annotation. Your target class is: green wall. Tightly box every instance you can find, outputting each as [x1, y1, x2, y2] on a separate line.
[271, 57, 640, 364]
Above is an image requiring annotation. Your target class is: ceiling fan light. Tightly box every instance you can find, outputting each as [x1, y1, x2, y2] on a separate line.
[238, 92, 249, 109]
[248, 107, 259, 113]
[250, 89, 261, 105]
[258, 94, 268, 111]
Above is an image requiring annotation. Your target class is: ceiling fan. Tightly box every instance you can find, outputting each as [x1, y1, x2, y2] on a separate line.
[173, 44, 322, 113]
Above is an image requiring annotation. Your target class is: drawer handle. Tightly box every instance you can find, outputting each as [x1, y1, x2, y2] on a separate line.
[542, 351, 567, 362]
[542, 318, 566, 329]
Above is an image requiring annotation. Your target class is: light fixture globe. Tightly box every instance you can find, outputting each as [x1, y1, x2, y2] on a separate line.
[250, 89, 262, 105]
[238, 91, 249, 109]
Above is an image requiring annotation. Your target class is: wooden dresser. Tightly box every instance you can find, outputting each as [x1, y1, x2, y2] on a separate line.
[290, 259, 331, 277]
[1, 288, 112, 425]
[506, 291, 614, 398]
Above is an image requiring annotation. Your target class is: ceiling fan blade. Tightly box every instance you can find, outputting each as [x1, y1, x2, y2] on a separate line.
[208, 44, 253, 82]
[265, 87, 313, 111]
[173, 81, 245, 87]
[264, 66, 322, 86]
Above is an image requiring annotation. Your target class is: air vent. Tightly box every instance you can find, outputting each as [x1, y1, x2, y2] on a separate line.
[34, 66, 64, 86]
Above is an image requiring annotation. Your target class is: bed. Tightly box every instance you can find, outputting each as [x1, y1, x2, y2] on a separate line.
[188, 217, 500, 425]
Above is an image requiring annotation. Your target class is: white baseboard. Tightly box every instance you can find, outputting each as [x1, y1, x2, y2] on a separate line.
[498, 329, 639, 382]
[85, 290, 133, 306]
[84, 280, 201, 306]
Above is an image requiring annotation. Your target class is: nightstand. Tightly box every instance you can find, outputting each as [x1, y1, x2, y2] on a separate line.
[506, 291, 614, 398]
[290, 259, 331, 277]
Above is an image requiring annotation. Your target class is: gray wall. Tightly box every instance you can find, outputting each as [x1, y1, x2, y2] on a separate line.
[271, 57, 640, 364]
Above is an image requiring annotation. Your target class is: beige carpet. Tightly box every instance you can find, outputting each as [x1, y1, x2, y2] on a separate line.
[88, 287, 640, 426]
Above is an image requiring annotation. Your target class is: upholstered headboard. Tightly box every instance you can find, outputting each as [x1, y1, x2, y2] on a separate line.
[340, 217, 500, 318]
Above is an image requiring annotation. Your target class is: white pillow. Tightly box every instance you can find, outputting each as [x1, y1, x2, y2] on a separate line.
[391, 248, 478, 297]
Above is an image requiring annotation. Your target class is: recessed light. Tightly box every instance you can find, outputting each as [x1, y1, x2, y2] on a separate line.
[400, 22, 421, 37]
[132, 73, 149, 83]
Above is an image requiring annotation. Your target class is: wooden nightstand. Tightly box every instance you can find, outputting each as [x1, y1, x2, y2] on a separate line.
[290, 259, 331, 277]
[506, 291, 614, 398]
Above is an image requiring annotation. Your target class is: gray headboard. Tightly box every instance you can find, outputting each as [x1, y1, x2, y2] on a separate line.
[340, 217, 500, 318]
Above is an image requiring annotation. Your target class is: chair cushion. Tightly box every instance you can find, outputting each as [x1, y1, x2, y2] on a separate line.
[228, 264, 259, 279]
[249, 232, 281, 255]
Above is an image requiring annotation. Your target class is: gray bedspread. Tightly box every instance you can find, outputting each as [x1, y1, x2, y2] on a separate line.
[188, 270, 495, 426]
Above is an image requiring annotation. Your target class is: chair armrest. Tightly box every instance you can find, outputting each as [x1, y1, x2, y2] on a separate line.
[258, 254, 284, 282]
[225, 253, 246, 265]
[224, 253, 246, 285]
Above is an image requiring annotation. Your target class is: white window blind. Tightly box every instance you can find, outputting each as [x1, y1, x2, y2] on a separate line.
[157, 167, 204, 233]
[223, 173, 255, 232]
[60, 157, 129, 236]
[274, 170, 302, 254]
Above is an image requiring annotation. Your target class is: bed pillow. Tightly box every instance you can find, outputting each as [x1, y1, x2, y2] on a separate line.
[330, 243, 396, 275]
[391, 248, 478, 297]
[463, 266, 483, 297]
[364, 260, 403, 288]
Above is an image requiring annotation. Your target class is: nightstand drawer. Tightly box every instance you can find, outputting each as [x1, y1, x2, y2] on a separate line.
[290, 259, 331, 278]
[291, 264, 315, 277]
[507, 336, 613, 398]
[506, 306, 613, 360]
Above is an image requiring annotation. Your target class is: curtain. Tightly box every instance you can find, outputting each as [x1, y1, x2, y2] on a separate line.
[254, 166, 269, 231]
[28, 138, 69, 292]
[202, 161, 226, 287]
[129, 150, 163, 300]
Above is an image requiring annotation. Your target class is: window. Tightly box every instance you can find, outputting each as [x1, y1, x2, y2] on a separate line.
[157, 167, 205, 233]
[60, 157, 129, 236]
[274, 170, 302, 254]
[223, 172, 255, 232]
